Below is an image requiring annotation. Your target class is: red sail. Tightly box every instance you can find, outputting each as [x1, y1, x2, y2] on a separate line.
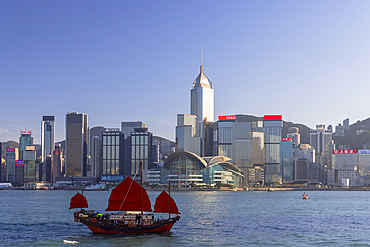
[69, 192, 88, 209]
[154, 191, 180, 214]
[106, 177, 152, 212]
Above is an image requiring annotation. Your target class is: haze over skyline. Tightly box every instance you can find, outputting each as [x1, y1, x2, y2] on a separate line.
[1, 1, 370, 144]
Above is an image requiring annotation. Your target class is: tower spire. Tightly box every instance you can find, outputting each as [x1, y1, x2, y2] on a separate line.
[201, 49, 203, 65]
[200, 49, 203, 73]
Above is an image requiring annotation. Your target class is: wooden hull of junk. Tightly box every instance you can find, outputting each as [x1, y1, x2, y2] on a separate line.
[74, 213, 180, 234]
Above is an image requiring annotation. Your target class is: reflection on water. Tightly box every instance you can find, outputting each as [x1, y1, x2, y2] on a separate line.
[1, 190, 370, 246]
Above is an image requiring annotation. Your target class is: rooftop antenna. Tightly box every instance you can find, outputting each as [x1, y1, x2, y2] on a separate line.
[201, 49, 203, 65]
[200, 49, 203, 73]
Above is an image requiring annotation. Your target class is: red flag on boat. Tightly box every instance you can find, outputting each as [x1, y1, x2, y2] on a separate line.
[106, 176, 152, 212]
[69, 192, 88, 209]
[154, 190, 180, 214]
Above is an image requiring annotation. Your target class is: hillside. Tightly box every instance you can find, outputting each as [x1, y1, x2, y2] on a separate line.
[333, 117, 370, 150]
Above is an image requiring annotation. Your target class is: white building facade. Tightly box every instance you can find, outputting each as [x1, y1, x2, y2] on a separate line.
[190, 65, 214, 136]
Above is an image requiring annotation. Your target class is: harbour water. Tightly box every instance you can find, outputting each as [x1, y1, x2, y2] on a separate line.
[1, 189, 370, 246]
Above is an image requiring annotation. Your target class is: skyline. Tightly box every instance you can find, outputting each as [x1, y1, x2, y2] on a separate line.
[2, 1, 370, 144]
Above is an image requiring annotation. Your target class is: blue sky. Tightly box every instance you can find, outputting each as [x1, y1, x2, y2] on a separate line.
[1, 1, 370, 144]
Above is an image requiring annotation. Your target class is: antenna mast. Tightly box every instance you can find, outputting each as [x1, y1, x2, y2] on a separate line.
[201, 49, 203, 65]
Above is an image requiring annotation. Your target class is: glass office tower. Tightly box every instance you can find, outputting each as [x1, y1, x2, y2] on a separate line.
[264, 115, 283, 184]
[65, 112, 88, 177]
[102, 129, 124, 176]
[280, 139, 293, 183]
[131, 128, 152, 175]
[19, 130, 33, 160]
[42, 116, 55, 162]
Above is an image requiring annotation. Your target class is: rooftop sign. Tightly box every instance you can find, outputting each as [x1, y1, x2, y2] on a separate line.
[358, 150, 370, 154]
[333, 149, 357, 154]
[21, 130, 31, 135]
[218, 115, 236, 121]
[264, 115, 282, 120]
[6, 148, 15, 152]
[281, 137, 292, 142]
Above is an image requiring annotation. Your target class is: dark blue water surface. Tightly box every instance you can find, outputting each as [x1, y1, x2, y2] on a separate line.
[1, 190, 370, 246]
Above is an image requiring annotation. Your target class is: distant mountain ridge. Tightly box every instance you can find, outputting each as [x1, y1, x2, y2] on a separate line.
[333, 117, 370, 150]
[2, 116, 370, 156]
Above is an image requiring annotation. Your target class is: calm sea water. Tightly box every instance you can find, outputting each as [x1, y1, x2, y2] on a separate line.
[1, 189, 370, 246]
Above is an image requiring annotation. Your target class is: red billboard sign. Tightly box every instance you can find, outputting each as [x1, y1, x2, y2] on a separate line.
[218, 115, 236, 121]
[6, 148, 15, 152]
[264, 115, 282, 120]
[333, 149, 357, 154]
[281, 137, 292, 142]
[21, 130, 31, 135]
[16, 160, 25, 165]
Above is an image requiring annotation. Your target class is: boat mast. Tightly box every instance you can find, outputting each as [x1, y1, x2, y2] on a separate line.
[168, 179, 170, 218]
[140, 161, 143, 215]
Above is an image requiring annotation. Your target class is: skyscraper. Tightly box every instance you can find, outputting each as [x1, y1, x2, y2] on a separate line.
[102, 128, 124, 177]
[0, 142, 2, 181]
[121, 121, 146, 176]
[190, 65, 214, 136]
[264, 115, 283, 184]
[41, 116, 55, 162]
[91, 136, 100, 177]
[65, 112, 88, 177]
[6, 148, 19, 182]
[287, 127, 300, 147]
[280, 138, 293, 183]
[19, 130, 33, 160]
[130, 128, 152, 175]
[310, 124, 332, 154]
[175, 114, 201, 155]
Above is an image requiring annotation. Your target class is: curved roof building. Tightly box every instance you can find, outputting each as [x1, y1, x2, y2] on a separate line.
[157, 151, 243, 188]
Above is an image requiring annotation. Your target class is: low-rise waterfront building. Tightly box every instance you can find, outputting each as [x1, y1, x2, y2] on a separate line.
[151, 151, 244, 188]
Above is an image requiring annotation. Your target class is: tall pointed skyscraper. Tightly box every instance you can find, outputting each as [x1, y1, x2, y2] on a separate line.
[190, 65, 214, 136]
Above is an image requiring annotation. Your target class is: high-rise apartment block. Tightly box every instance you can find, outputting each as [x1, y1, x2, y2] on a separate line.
[42, 116, 55, 162]
[65, 112, 88, 177]
[343, 118, 350, 131]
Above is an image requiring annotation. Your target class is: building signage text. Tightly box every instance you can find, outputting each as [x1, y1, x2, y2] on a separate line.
[218, 115, 236, 121]
[281, 137, 292, 142]
[333, 149, 357, 154]
[16, 160, 25, 165]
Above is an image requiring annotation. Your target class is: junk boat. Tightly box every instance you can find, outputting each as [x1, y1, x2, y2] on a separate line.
[70, 162, 180, 234]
